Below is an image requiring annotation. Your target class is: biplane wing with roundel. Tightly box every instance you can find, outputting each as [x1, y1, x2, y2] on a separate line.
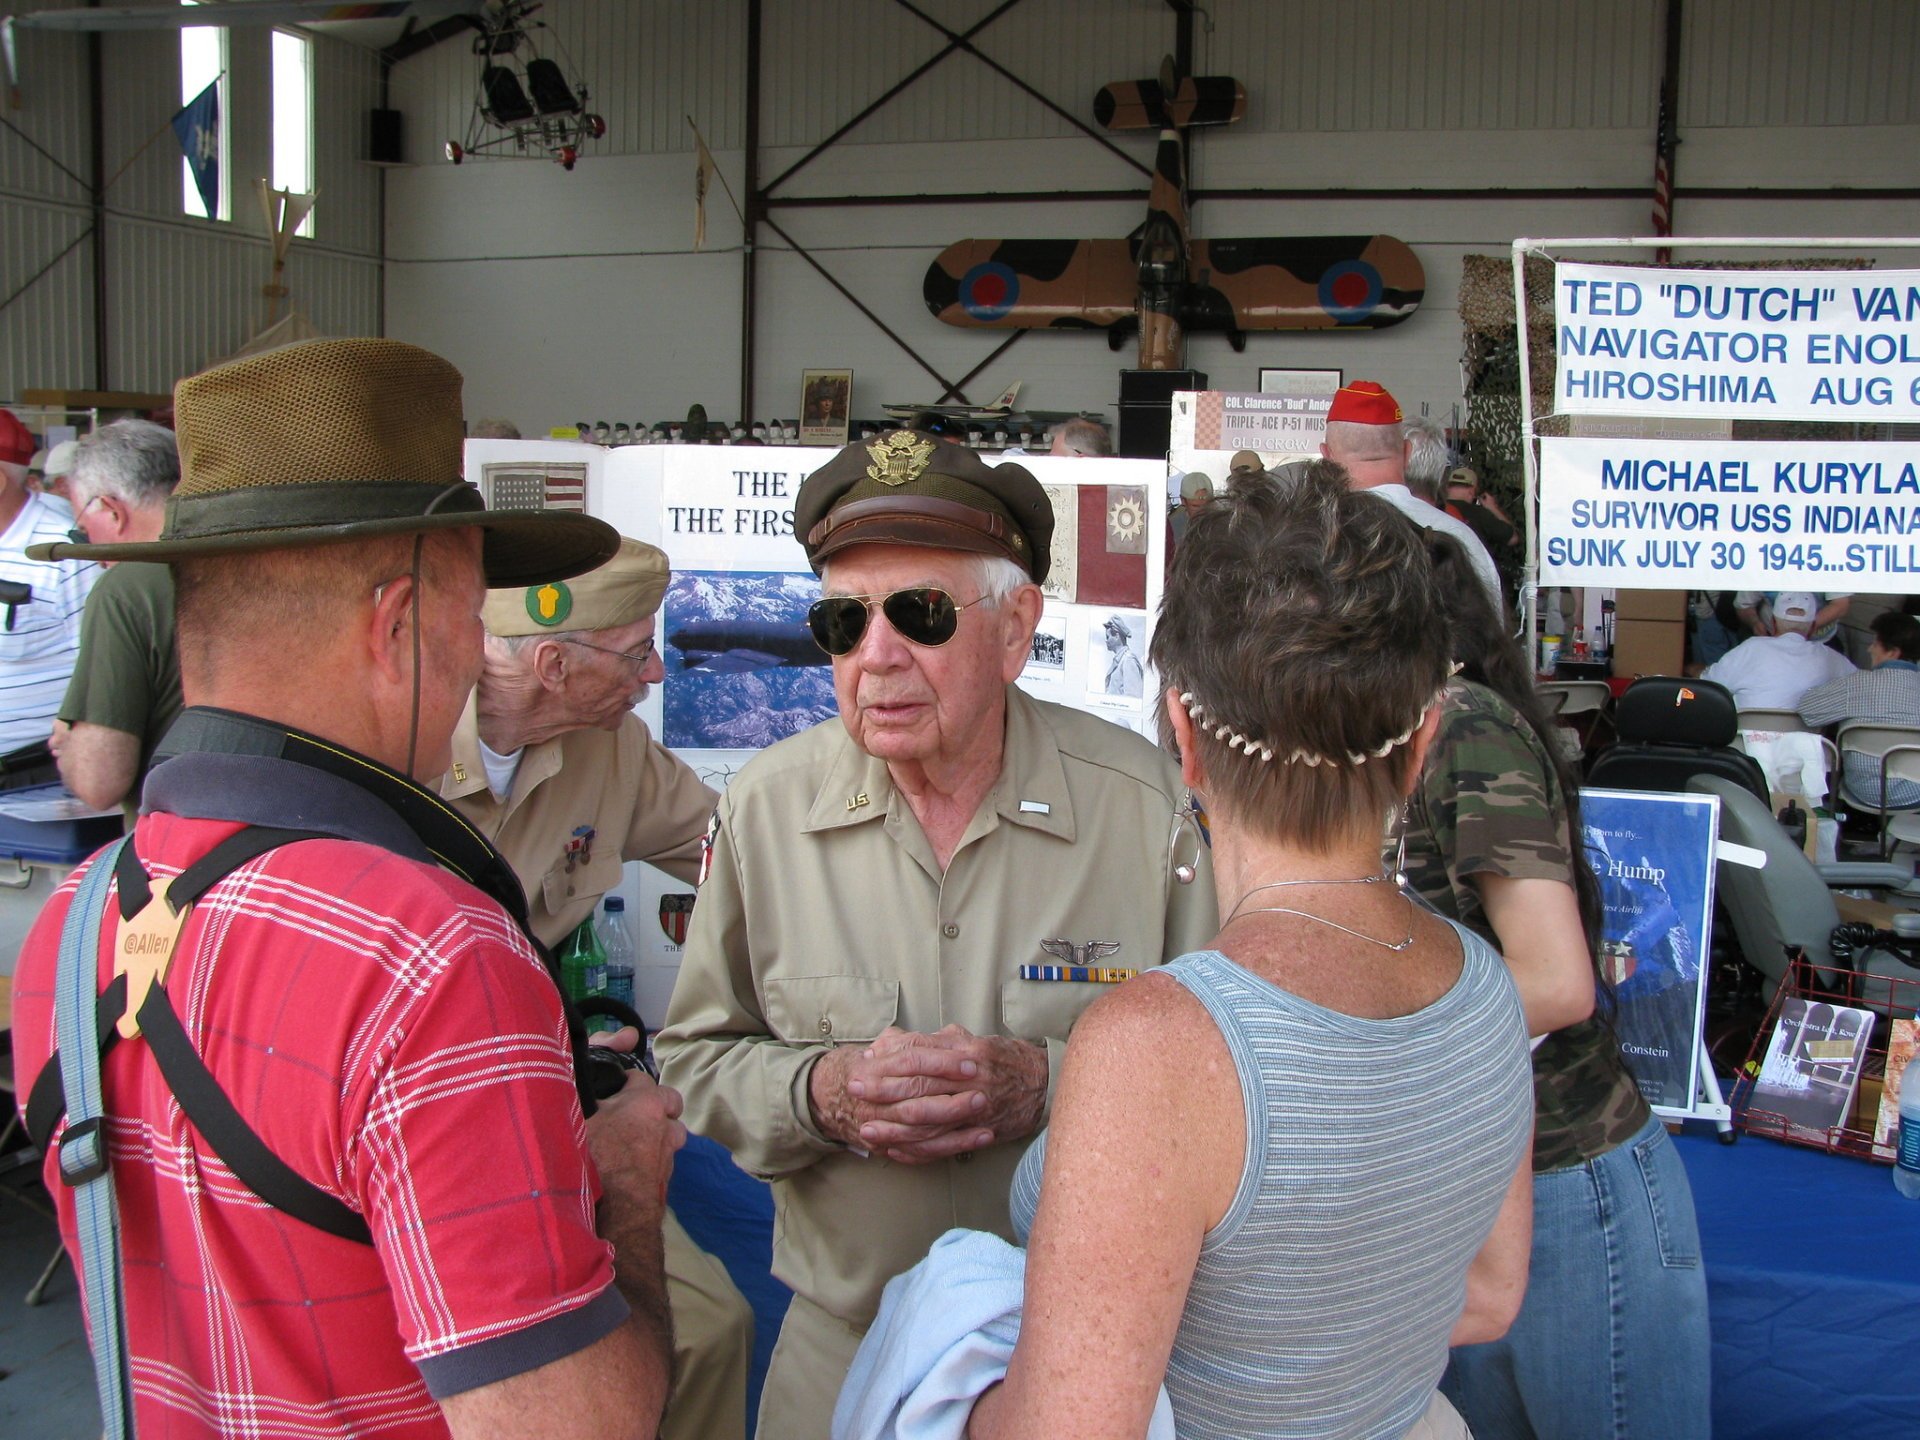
[922, 60, 1423, 368]
[924, 232, 1423, 335]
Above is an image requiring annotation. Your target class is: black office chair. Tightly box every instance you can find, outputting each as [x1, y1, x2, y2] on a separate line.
[1587, 676, 1770, 805]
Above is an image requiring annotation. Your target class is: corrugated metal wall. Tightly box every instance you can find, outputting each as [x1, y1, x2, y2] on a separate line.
[1683, 0, 1919, 127]
[388, 0, 1920, 174]
[0, 19, 382, 401]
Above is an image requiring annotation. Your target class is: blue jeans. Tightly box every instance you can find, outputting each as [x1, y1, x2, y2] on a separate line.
[1442, 1115, 1711, 1440]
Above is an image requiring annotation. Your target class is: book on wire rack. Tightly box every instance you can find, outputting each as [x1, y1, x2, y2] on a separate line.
[1873, 1019, 1918, 1160]
[1750, 998, 1875, 1142]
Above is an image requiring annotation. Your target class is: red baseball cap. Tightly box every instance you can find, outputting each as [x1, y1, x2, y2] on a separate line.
[0, 410, 35, 466]
[1326, 381, 1403, 426]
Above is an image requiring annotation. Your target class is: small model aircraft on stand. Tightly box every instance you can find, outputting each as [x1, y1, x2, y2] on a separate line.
[879, 382, 1103, 430]
[922, 57, 1425, 370]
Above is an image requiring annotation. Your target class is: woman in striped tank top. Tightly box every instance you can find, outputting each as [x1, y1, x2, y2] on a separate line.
[968, 468, 1537, 1440]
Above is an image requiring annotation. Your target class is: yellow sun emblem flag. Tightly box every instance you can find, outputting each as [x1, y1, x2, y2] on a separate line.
[865, 431, 935, 487]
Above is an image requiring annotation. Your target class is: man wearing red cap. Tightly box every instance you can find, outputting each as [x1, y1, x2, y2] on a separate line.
[1321, 381, 1504, 615]
[0, 407, 100, 752]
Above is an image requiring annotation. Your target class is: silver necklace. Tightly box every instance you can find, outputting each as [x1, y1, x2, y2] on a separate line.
[1221, 873, 1416, 952]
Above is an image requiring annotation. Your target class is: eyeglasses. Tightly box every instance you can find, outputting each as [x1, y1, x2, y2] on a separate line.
[562, 636, 658, 671]
[66, 495, 106, 542]
[807, 587, 990, 657]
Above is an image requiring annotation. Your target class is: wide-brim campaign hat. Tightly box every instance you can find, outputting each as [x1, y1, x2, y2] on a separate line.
[27, 338, 617, 588]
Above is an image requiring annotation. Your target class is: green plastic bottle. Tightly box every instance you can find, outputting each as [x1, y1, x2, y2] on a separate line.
[559, 918, 608, 1004]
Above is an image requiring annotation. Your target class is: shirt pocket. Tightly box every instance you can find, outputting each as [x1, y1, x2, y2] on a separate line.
[999, 979, 1109, 1046]
[763, 975, 900, 1047]
[540, 851, 624, 920]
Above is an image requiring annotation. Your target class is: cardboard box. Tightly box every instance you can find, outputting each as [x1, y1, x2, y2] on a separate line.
[1614, 589, 1689, 622]
[1610, 618, 1686, 678]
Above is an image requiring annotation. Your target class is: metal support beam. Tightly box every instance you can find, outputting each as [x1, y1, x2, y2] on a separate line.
[890, 0, 1150, 181]
[87, 20, 106, 390]
[763, 215, 963, 401]
[761, 0, 1028, 197]
[740, 0, 761, 421]
[941, 331, 1025, 405]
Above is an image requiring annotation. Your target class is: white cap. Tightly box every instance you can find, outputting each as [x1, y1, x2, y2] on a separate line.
[1774, 592, 1819, 622]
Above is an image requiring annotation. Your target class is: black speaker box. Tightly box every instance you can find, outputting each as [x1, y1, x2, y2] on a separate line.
[1116, 368, 1206, 458]
[369, 108, 404, 166]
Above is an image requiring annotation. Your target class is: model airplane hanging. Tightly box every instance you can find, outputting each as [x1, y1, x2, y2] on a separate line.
[443, 1, 602, 169]
[878, 382, 1102, 429]
[922, 58, 1425, 370]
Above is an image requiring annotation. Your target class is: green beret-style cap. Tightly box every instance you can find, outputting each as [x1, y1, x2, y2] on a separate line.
[793, 431, 1053, 584]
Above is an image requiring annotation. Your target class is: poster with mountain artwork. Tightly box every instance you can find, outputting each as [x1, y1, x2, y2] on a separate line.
[1579, 788, 1720, 1115]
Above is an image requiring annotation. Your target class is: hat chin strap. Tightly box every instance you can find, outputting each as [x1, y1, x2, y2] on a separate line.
[405, 533, 425, 780]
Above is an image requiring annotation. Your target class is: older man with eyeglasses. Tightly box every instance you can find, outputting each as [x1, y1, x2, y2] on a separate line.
[437, 536, 756, 1440]
[655, 431, 1217, 1440]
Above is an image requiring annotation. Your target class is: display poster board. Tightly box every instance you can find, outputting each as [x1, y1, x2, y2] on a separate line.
[1553, 263, 1920, 423]
[1538, 436, 1920, 589]
[1166, 389, 1322, 502]
[464, 440, 1167, 1014]
[1578, 787, 1720, 1116]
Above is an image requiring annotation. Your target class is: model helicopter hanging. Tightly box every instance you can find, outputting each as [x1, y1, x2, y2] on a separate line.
[923, 58, 1425, 370]
[443, 0, 603, 170]
[2, 1, 484, 98]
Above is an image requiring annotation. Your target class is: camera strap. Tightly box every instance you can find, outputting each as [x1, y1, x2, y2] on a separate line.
[27, 709, 610, 1245]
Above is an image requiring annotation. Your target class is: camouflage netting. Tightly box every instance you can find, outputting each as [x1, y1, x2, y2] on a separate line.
[1456, 252, 1891, 519]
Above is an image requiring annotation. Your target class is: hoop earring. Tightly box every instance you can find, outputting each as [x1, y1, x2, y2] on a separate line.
[1168, 791, 1208, 886]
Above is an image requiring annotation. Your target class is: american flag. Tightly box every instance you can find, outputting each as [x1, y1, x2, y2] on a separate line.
[1652, 86, 1676, 264]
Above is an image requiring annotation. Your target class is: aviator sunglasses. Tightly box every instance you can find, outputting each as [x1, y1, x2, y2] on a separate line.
[807, 587, 991, 656]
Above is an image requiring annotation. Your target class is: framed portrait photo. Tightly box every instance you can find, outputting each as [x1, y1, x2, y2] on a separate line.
[799, 369, 853, 447]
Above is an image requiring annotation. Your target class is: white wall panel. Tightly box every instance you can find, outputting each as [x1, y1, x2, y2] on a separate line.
[0, 16, 383, 400]
[0, 199, 96, 398]
[1684, 0, 1919, 128]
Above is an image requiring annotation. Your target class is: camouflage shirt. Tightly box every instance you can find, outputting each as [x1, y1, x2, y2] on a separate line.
[1398, 679, 1650, 1172]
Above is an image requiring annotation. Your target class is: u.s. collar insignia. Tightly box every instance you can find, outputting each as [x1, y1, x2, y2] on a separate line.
[865, 431, 934, 487]
[527, 580, 572, 626]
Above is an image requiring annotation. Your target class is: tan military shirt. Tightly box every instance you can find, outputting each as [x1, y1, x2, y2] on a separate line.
[440, 700, 716, 949]
[655, 686, 1217, 1326]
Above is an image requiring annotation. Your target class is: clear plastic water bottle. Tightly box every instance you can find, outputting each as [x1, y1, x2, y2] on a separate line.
[598, 895, 637, 1021]
[1895, 1077, 1920, 1199]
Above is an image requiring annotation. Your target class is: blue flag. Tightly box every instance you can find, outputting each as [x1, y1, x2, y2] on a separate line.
[172, 80, 220, 218]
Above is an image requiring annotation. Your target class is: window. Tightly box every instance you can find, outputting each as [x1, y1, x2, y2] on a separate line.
[179, 0, 228, 221]
[272, 29, 315, 237]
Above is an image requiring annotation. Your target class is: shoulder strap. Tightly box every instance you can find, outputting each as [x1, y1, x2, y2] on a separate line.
[54, 836, 136, 1440]
[34, 826, 374, 1247]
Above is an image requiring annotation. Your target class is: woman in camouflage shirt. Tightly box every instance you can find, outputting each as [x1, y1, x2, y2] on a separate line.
[1406, 535, 1710, 1440]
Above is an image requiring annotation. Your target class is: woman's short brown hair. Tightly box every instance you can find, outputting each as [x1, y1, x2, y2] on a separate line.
[1151, 464, 1449, 849]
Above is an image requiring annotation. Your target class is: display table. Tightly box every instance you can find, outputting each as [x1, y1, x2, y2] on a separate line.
[1676, 1126, 1919, 1439]
[675, 1125, 1920, 1438]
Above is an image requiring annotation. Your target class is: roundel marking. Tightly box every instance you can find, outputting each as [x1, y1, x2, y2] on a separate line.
[1318, 260, 1384, 324]
[959, 261, 1020, 321]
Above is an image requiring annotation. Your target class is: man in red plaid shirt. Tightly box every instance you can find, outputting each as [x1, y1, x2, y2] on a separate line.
[14, 339, 683, 1439]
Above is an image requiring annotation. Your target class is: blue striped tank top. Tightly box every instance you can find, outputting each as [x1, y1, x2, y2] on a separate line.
[1010, 921, 1532, 1440]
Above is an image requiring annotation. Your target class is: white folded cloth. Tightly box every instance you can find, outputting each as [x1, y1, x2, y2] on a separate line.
[832, 1227, 1176, 1440]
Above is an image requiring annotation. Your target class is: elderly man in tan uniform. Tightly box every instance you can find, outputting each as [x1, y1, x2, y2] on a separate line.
[439, 537, 754, 1440]
[655, 432, 1218, 1439]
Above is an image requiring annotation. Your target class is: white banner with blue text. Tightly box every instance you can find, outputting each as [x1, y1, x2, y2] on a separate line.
[1539, 437, 1920, 589]
[1554, 263, 1920, 422]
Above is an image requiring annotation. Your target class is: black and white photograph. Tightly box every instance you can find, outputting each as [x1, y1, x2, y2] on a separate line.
[1088, 611, 1146, 700]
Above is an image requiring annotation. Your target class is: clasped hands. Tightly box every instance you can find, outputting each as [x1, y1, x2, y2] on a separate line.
[809, 1025, 1048, 1165]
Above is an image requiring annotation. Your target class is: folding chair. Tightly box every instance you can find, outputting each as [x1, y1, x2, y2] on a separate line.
[1537, 679, 1614, 752]
[1877, 744, 1920, 860]
[1736, 708, 1809, 734]
[1836, 722, 1920, 835]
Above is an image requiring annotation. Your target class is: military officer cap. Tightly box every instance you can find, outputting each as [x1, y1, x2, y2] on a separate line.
[794, 429, 1054, 585]
[484, 536, 671, 636]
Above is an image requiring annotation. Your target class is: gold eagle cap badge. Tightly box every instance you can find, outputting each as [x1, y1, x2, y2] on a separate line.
[865, 431, 935, 487]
